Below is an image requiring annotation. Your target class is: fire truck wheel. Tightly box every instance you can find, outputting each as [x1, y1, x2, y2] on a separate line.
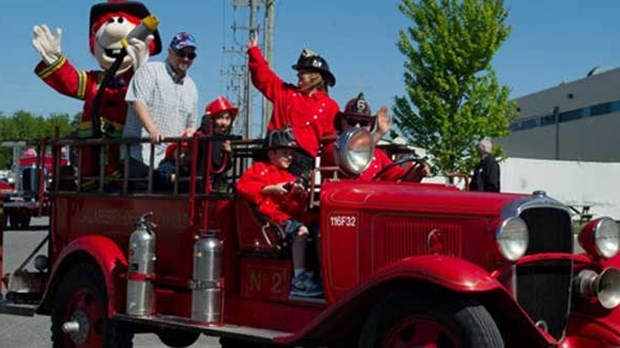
[51, 263, 134, 348]
[157, 329, 200, 347]
[358, 291, 503, 348]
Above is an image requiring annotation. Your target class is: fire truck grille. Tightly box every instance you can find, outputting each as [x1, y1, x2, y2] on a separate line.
[516, 259, 572, 340]
[517, 207, 573, 340]
[521, 208, 573, 254]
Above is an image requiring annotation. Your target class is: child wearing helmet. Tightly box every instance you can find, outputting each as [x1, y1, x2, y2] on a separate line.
[236, 127, 322, 297]
[322, 93, 430, 182]
[196, 96, 238, 187]
[247, 35, 339, 182]
[158, 96, 239, 192]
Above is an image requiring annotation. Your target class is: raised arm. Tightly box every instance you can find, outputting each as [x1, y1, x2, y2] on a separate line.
[247, 36, 284, 102]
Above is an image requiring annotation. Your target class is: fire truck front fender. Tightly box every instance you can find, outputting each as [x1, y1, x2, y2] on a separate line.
[280, 256, 550, 346]
[364, 255, 501, 293]
[37, 235, 127, 316]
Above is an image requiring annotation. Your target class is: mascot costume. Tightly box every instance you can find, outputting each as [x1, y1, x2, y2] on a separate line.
[32, 0, 162, 185]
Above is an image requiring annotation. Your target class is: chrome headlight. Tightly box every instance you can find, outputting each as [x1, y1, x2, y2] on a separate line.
[595, 217, 620, 259]
[334, 128, 374, 176]
[496, 217, 529, 261]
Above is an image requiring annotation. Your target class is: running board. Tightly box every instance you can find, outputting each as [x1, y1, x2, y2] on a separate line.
[114, 313, 291, 342]
[0, 301, 38, 316]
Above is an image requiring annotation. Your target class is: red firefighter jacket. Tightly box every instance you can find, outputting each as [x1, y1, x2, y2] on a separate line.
[35, 56, 133, 177]
[236, 161, 308, 225]
[247, 46, 339, 157]
[35, 55, 132, 138]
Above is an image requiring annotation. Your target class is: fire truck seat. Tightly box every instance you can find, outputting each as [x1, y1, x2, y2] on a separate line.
[234, 199, 288, 256]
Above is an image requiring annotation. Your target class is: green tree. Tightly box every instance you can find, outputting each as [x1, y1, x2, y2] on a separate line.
[393, 0, 517, 174]
[0, 110, 75, 169]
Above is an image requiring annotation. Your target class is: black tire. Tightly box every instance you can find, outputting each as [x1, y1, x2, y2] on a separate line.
[51, 263, 134, 348]
[358, 291, 503, 348]
[157, 329, 200, 347]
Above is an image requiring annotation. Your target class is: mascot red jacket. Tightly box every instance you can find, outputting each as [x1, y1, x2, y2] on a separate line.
[32, 0, 161, 180]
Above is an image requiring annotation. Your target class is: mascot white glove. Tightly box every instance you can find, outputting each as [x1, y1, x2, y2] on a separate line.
[125, 35, 153, 71]
[32, 25, 62, 65]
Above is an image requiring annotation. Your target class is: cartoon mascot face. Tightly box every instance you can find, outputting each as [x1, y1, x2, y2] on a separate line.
[88, 1, 162, 75]
[92, 14, 140, 73]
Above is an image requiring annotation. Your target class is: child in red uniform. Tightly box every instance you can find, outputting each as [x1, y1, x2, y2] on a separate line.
[322, 93, 430, 181]
[237, 128, 322, 297]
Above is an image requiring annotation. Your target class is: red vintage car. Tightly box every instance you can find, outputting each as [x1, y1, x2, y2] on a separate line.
[1, 130, 620, 347]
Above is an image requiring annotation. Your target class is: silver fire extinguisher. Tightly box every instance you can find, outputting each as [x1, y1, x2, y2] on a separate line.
[190, 229, 223, 323]
[126, 212, 156, 317]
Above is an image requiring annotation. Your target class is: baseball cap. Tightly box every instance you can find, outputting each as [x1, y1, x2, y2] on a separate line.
[170, 32, 197, 50]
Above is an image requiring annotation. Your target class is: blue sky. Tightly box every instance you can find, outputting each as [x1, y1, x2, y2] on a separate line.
[1, 0, 620, 136]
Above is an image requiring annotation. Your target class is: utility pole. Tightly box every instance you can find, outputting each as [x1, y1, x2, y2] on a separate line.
[262, 0, 275, 137]
[244, 0, 257, 139]
[226, 0, 275, 139]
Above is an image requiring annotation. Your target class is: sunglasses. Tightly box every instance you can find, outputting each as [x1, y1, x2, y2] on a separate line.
[174, 49, 197, 60]
[346, 118, 372, 127]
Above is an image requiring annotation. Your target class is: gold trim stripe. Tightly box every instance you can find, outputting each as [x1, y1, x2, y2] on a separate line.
[77, 70, 88, 99]
[38, 55, 67, 79]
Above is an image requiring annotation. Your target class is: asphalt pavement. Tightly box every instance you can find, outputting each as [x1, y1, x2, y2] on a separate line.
[0, 217, 220, 348]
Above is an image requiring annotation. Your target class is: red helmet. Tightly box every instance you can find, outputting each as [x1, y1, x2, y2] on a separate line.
[335, 93, 376, 131]
[204, 96, 239, 120]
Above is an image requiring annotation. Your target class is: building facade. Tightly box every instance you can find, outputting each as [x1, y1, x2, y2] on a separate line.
[499, 67, 620, 162]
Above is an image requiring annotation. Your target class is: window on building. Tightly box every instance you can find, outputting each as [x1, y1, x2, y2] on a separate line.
[590, 102, 611, 117]
[509, 122, 520, 132]
[540, 114, 556, 126]
[521, 118, 539, 130]
[559, 109, 582, 123]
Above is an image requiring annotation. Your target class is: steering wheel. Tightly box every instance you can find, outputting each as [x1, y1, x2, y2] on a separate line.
[371, 157, 426, 181]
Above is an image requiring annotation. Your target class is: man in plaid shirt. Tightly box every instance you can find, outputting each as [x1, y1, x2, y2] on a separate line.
[124, 32, 198, 178]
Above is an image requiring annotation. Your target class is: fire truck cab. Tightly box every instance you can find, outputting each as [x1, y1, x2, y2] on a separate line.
[2, 130, 620, 347]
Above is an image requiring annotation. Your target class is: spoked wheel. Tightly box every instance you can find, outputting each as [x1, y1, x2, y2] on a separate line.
[51, 263, 133, 348]
[359, 291, 503, 348]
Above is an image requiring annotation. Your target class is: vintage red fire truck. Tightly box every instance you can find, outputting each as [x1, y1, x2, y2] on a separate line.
[2, 129, 620, 347]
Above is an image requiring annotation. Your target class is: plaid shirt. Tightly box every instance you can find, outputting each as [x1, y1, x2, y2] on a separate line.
[124, 61, 197, 166]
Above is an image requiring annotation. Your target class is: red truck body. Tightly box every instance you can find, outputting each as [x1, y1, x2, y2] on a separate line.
[2, 135, 620, 348]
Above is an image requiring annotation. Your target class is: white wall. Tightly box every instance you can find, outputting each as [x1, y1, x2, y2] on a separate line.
[427, 157, 620, 219]
[500, 158, 620, 219]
